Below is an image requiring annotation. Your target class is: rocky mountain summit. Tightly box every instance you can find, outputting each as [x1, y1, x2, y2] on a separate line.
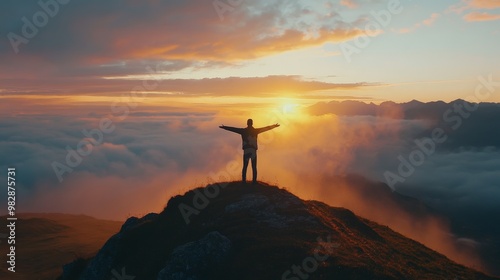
[60, 181, 498, 280]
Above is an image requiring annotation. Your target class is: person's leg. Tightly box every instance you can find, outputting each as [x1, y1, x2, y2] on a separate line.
[251, 151, 257, 184]
[242, 153, 250, 183]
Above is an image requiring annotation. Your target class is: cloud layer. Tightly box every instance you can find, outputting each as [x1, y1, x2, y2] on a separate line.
[1, 99, 499, 274]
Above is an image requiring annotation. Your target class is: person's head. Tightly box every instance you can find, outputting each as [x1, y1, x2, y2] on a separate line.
[247, 119, 253, 127]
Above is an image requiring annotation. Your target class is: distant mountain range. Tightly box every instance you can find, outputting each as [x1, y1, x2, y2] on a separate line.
[308, 99, 500, 150]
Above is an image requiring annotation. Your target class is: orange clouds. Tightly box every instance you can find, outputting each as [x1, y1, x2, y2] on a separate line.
[448, 0, 500, 22]
[121, 25, 367, 63]
[423, 13, 440, 26]
[1, 0, 372, 67]
[340, 0, 358, 9]
[464, 11, 500, 21]
[394, 13, 440, 34]
[469, 0, 500, 9]
[0, 75, 370, 99]
[0, 0, 379, 94]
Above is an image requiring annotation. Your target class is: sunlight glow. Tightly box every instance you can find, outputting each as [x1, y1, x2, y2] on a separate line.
[280, 98, 301, 115]
[282, 103, 298, 114]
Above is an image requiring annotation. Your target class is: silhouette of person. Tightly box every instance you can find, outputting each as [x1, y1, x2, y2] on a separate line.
[220, 119, 280, 184]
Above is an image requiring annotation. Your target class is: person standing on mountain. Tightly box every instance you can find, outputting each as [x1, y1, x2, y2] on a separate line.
[219, 119, 280, 184]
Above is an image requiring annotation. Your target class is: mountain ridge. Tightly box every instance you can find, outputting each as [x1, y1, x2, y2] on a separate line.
[60, 181, 498, 280]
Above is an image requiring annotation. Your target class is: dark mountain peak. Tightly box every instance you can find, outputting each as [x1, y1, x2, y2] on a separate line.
[405, 99, 425, 107]
[60, 182, 498, 280]
[379, 100, 398, 106]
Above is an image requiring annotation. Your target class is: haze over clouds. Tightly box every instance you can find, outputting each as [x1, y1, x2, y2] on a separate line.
[1, 99, 499, 273]
[3, 100, 499, 222]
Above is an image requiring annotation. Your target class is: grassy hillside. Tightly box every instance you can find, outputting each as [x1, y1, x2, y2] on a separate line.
[0, 213, 122, 280]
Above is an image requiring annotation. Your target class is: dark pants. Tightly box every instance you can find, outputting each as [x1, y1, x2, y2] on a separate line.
[242, 150, 257, 183]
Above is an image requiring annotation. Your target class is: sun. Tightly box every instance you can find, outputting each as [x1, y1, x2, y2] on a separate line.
[281, 102, 300, 115]
[275, 98, 305, 120]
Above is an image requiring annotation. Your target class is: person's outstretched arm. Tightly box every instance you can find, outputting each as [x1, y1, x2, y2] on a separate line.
[219, 125, 244, 134]
[256, 123, 280, 134]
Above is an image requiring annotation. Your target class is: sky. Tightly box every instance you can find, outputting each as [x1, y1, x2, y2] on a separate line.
[1, 0, 500, 274]
[0, 0, 499, 104]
